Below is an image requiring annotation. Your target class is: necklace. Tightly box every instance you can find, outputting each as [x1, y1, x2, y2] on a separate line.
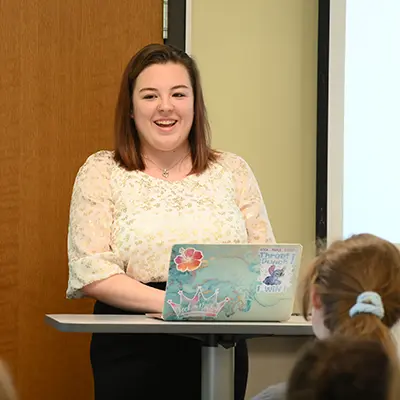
[143, 152, 190, 178]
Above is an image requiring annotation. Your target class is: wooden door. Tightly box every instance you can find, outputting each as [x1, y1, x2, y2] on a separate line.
[0, 1, 162, 398]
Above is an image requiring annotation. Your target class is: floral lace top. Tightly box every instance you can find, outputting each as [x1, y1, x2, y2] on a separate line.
[66, 150, 275, 298]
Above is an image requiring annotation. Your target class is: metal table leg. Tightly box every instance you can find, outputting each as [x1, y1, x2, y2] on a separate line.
[201, 343, 235, 400]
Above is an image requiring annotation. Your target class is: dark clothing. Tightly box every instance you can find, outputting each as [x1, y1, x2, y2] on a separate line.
[90, 282, 248, 400]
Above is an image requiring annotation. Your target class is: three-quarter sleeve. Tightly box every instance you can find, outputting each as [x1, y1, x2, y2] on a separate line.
[66, 151, 125, 299]
[232, 155, 276, 244]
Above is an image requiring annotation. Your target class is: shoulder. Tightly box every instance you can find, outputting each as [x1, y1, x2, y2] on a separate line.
[213, 151, 257, 183]
[214, 150, 251, 171]
[82, 150, 115, 168]
[252, 382, 287, 400]
[78, 150, 115, 175]
[73, 150, 117, 187]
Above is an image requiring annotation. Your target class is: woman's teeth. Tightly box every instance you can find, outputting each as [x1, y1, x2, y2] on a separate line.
[155, 120, 177, 127]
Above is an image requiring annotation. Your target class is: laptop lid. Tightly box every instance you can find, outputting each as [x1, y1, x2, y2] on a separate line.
[161, 243, 303, 322]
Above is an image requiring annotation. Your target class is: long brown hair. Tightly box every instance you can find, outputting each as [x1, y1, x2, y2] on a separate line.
[287, 336, 400, 400]
[114, 43, 218, 173]
[302, 233, 400, 356]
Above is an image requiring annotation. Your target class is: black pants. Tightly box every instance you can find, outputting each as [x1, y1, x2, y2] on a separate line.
[90, 283, 248, 400]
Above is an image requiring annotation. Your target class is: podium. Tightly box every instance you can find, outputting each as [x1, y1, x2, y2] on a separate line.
[45, 314, 313, 400]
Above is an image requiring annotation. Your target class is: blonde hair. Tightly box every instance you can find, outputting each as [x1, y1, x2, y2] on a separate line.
[0, 361, 17, 400]
[302, 233, 400, 357]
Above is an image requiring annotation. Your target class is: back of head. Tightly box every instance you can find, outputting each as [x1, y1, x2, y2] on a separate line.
[302, 233, 400, 357]
[287, 337, 398, 400]
[0, 361, 17, 400]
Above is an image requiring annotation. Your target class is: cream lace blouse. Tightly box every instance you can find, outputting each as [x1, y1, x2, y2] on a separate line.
[66, 150, 275, 299]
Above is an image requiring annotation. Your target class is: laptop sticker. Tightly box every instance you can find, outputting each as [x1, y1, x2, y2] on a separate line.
[173, 247, 204, 272]
[257, 247, 297, 294]
[167, 286, 230, 319]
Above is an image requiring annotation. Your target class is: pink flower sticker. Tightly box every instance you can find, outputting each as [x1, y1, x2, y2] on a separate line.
[174, 247, 204, 272]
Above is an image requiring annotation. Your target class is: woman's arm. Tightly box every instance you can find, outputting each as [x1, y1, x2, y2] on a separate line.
[67, 151, 164, 312]
[232, 155, 276, 243]
[83, 275, 165, 312]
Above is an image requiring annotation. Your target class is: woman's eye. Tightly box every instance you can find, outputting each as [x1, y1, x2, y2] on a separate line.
[143, 94, 156, 100]
[173, 93, 185, 98]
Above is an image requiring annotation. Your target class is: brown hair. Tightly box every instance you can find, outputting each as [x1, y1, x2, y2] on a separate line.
[287, 336, 400, 400]
[302, 233, 400, 356]
[113, 43, 218, 173]
[0, 361, 17, 400]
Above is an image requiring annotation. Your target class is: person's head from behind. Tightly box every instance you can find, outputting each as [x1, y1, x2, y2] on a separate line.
[302, 233, 400, 353]
[114, 43, 215, 172]
[287, 337, 399, 400]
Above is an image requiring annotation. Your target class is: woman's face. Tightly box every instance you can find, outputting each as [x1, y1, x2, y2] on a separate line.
[132, 62, 194, 153]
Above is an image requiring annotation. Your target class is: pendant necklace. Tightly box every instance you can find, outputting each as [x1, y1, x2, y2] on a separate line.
[143, 152, 190, 178]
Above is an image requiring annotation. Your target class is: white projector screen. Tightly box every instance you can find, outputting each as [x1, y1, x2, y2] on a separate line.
[327, 0, 400, 245]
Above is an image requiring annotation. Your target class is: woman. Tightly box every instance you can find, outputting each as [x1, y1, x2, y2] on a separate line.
[67, 43, 275, 400]
[252, 233, 400, 400]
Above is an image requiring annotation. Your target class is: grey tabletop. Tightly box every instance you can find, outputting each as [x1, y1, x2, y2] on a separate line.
[45, 314, 313, 336]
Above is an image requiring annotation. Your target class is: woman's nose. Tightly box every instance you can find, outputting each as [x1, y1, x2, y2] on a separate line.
[157, 98, 174, 112]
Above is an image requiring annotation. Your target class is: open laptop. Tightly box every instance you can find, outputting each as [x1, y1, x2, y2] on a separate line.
[147, 243, 303, 322]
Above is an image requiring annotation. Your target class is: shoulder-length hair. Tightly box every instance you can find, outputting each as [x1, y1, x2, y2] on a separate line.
[114, 43, 218, 173]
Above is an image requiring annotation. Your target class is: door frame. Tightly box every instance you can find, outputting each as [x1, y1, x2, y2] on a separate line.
[164, 0, 190, 53]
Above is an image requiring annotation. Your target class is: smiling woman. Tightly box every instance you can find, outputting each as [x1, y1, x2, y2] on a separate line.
[66, 43, 276, 400]
[114, 44, 218, 177]
[132, 62, 194, 175]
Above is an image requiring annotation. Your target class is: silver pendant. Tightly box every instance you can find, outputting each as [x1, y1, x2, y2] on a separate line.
[162, 169, 169, 178]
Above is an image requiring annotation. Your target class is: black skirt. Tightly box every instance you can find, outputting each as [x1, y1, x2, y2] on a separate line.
[90, 282, 248, 400]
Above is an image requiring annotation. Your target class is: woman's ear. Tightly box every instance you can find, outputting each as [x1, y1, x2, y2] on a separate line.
[310, 285, 323, 310]
[310, 285, 330, 339]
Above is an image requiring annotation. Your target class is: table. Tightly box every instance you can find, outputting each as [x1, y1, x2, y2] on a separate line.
[45, 314, 313, 400]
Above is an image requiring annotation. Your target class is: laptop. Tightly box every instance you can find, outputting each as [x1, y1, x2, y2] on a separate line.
[147, 243, 303, 322]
